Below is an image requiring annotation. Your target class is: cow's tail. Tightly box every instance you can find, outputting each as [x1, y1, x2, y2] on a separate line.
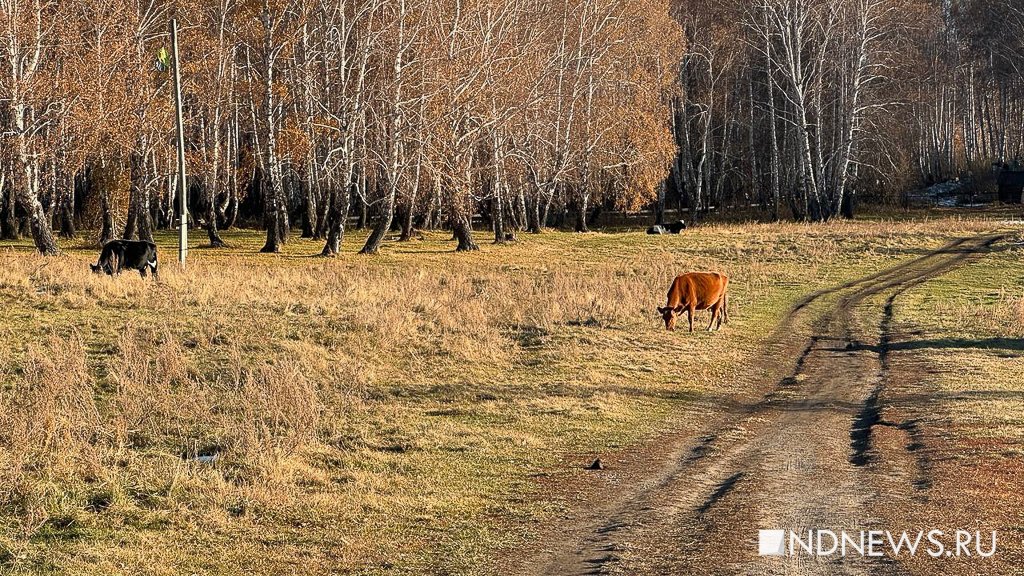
[722, 276, 730, 324]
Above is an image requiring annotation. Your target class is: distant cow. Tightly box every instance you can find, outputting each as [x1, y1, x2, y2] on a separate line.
[665, 220, 687, 234]
[657, 272, 729, 332]
[91, 240, 159, 279]
[647, 225, 666, 235]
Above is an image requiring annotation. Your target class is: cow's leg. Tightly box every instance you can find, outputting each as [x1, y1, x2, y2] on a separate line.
[139, 266, 147, 278]
[687, 306, 695, 332]
[715, 296, 726, 329]
[150, 261, 158, 280]
[707, 304, 720, 331]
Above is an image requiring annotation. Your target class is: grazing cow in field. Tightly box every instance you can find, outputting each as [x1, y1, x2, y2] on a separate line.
[647, 225, 666, 235]
[91, 240, 159, 279]
[657, 272, 729, 332]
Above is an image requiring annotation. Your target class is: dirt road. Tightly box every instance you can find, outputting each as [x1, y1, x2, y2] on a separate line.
[516, 232, 1007, 575]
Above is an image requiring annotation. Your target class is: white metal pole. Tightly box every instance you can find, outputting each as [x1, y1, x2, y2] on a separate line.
[171, 18, 188, 267]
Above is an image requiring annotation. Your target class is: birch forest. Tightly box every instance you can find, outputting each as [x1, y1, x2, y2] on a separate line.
[1, 0, 1022, 255]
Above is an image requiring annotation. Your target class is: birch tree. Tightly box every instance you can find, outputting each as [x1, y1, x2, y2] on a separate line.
[0, 0, 63, 254]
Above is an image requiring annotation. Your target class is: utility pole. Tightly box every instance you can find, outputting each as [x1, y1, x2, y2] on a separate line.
[171, 18, 188, 267]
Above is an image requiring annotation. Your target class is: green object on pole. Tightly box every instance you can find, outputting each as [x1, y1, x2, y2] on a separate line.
[156, 47, 170, 72]
[171, 19, 187, 268]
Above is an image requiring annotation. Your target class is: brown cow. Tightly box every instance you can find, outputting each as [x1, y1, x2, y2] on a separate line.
[656, 272, 729, 332]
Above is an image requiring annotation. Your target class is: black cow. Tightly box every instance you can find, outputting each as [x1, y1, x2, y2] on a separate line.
[665, 220, 687, 234]
[90, 240, 159, 279]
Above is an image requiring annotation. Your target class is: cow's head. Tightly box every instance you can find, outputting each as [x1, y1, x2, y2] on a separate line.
[657, 306, 683, 331]
[90, 261, 111, 275]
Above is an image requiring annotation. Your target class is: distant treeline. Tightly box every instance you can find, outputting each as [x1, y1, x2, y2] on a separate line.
[1, 0, 1021, 255]
[668, 0, 1024, 222]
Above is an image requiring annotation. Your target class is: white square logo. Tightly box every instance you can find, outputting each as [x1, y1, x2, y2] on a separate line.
[759, 530, 786, 556]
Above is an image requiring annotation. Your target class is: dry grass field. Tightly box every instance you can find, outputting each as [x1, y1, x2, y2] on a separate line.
[0, 214, 1021, 575]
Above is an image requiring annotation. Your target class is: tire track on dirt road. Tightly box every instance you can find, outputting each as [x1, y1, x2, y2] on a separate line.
[516, 232, 1005, 576]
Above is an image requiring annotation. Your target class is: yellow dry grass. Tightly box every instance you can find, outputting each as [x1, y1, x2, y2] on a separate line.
[0, 216, 1012, 575]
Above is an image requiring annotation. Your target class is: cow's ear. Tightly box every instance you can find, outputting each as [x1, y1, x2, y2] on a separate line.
[90, 264, 98, 272]
[656, 306, 668, 315]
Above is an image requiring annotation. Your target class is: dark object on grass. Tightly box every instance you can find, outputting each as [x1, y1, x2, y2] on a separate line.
[646, 225, 666, 235]
[587, 458, 605, 470]
[665, 220, 687, 234]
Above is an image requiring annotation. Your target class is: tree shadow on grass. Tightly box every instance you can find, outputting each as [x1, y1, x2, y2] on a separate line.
[882, 241, 1017, 258]
[890, 337, 1024, 354]
[823, 337, 1024, 355]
